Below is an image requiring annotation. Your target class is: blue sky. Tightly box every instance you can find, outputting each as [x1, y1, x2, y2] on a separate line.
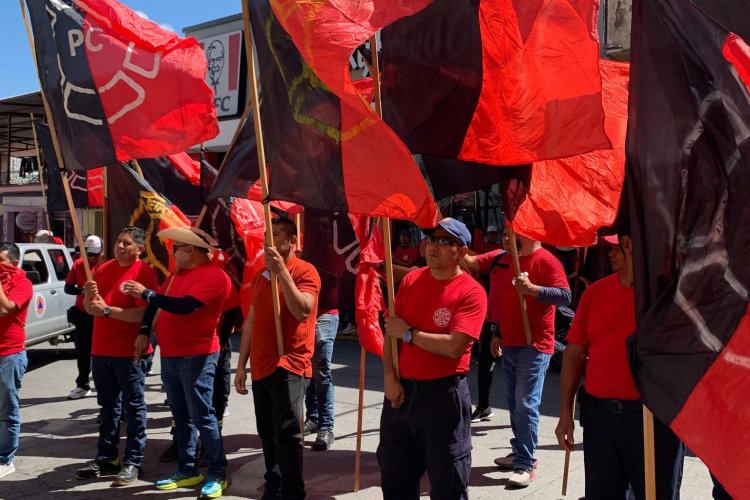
[1, 1, 241, 98]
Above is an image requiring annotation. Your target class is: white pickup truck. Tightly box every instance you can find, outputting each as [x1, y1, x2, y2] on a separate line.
[16, 243, 76, 347]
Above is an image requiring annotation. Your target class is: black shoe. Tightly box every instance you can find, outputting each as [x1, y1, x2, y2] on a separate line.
[302, 419, 318, 437]
[312, 429, 334, 451]
[75, 458, 121, 479]
[159, 440, 178, 463]
[111, 464, 139, 486]
[470, 406, 494, 423]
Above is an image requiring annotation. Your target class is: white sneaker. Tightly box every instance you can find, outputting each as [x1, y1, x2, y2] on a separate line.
[68, 387, 92, 400]
[0, 463, 15, 479]
[507, 468, 536, 488]
[342, 323, 358, 335]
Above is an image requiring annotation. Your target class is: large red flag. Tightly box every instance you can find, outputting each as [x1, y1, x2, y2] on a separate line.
[512, 59, 629, 246]
[354, 217, 386, 357]
[26, 0, 218, 171]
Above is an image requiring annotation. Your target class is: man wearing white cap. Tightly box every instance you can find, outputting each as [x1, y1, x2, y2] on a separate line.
[34, 229, 63, 245]
[125, 226, 232, 499]
[65, 235, 104, 400]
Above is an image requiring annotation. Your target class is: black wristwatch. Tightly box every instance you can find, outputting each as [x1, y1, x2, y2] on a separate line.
[402, 327, 415, 343]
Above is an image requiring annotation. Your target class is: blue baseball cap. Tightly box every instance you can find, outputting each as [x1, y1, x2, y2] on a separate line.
[425, 217, 472, 247]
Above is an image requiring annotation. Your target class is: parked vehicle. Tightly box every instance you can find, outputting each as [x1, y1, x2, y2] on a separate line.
[16, 243, 76, 347]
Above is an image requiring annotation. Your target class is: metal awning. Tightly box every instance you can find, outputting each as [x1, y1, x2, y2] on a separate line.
[0, 91, 45, 156]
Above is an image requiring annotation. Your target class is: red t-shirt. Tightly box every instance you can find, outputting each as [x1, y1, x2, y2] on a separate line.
[395, 268, 487, 380]
[0, 264, 33, 356]
[65, 258, 101, 310]
[249, 257, 321, 381]
[394, 246, 419, 266]
[155, 264, 232, 357]
[566, 273, 640, 400]
[91, 259, 158, 357]
[478, 247, 569, 354]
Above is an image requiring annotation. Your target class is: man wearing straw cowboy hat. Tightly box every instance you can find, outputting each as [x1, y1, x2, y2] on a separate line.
[555, 227, 684, 499]
[463, 230, 570, 488]
[234, 217, 320, 500]
[379, 218, 487, 500]
[123, 226, 232, 499]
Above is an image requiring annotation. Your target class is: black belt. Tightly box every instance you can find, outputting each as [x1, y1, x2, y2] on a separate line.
[401, 374, 466, 391]
[587, 394, 642, 415]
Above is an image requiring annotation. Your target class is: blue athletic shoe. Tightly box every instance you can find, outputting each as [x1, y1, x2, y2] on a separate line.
[200, 476, 228, 498]
[154, 470, 203, 490]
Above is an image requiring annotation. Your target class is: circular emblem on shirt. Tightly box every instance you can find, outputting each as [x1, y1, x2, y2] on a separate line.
[433, 307, 451, 328]
[119, 281, 128, 294]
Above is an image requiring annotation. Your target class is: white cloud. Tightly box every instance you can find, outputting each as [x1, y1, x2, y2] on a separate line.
[134, 9, 175, 33]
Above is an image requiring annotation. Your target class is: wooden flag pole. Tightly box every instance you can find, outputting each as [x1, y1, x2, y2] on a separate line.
[29, 113, 52, 231]
[242, 2, 284, 357]
[20, 0, 91, 279]
[561, 391, 578, 496]
[643, 406, 657, 500]
[506, 226, 533, 345]
[102, 166, 108, 258]
[353, 345, 366, 492]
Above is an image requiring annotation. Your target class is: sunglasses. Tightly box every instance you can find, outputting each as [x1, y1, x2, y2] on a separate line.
[425, 235, 461, 247]
[172, 244, 190, 253]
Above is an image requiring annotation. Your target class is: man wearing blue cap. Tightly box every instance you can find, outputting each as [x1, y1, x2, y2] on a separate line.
[377, 218, 488, 499]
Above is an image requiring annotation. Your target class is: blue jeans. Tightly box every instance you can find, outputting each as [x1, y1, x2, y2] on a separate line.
[161, 352, 227, 478]
[502, 346, 551, 470]
[91, 355, 149, 467]
[0, 351, 28, 465]
[305, 313, 339, 430]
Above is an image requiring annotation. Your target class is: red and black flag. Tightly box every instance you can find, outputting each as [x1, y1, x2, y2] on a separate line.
[625, 0, 750, 496]
[380, 0, 609, 165]
[35, 121, 103, 210]
[25, 0, 218, 171]
[246, 0, 438, 226]
[137, 153, 206, 217]
[106, 163, 191, 283]
[199, 198, 267, 312]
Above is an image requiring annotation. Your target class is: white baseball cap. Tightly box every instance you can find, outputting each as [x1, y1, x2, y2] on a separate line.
[84, 235, 103, 254]
[486, 225, 498, 233]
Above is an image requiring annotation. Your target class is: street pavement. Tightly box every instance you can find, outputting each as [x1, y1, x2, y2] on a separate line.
[0, 338, 713, 499]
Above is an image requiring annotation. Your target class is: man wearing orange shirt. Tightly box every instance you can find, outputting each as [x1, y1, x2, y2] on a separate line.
[127, 227, 232, 499]
[234, 217, 321, 500]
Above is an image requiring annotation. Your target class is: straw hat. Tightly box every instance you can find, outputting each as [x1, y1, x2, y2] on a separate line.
[157, 226, 219, 251]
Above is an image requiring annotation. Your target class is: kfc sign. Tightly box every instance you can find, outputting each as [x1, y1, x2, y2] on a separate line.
[199, 30, 243, 117]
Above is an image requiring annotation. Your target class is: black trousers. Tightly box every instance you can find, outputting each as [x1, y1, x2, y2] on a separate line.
[212, 344, 232, 422]
[72, 310, 94, 390]
[580, 391, 685, 500]
[252, 367, 307, 499]
[476, 322, 499, 409]
[377, 375, 472, 500]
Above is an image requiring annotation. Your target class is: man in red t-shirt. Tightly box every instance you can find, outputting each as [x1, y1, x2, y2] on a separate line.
[555, 228, 684, 499]
[64, 234, 104, 400]
[76, 227, 158, 487]
[378, 218, 487, 499]
[234, 217, 320, 500]
[464, 230, 570, 487]
[0, 243, 33, 479]
[394, 230, 419, 266]
[126, 226, 232, 498]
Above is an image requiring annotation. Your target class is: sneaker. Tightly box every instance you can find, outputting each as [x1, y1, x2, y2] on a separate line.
[494, 453, 538, 471]
[507, 468, 536, 488]
[200, 476, 228, 498]
[111, 464, 139, 486]
[0, 463, 15, 479]
[303, 419, 318, 437]
[76, 458, 121, 479]
[312, 429, 334, 451]
[223, 406, 230, 417]
[470, 406, 494, 423]
[342, 323, 358, 335]
[68, 387, 92, 400]
[159, 440, 178, 463]
[154, 470, 203, 490]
